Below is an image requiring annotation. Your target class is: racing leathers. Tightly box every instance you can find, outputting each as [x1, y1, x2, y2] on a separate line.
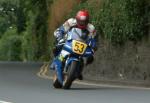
[50, 18, 97, 85]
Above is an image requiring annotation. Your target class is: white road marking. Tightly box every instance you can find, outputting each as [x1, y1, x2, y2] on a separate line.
[0, 100, 12, 103]
[37, 64, 150, 90]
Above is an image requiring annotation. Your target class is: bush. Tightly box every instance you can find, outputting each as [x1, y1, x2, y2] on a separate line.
[99, 0, 146, 44]
[0, 28, 22, 61]
[68, 0, 147, 44]
[21, 31, 34, 61]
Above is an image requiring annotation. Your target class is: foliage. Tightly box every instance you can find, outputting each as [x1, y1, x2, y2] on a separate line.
[0, 28, 22, 61]
[99, 0, 146, 43]
[23, 0, 52, 61]
[0, 1, 17, 36]
[0, 0, 149, 61]
[68, 0, 147, 44]
[0, 0, 53, 61]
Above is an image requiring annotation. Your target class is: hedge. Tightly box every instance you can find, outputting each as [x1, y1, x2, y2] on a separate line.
[68, 0, 147, 44]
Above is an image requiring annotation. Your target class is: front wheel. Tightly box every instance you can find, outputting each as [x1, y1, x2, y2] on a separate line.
[63, 61, 78, 89]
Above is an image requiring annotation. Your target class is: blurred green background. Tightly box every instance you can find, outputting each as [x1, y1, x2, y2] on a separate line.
[0, 0, 149, 61]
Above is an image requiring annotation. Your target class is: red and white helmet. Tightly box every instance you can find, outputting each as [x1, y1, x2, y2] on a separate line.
[75, 10, 89, 29]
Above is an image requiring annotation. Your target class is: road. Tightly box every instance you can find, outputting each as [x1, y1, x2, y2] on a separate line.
[0, 62, 150, 103]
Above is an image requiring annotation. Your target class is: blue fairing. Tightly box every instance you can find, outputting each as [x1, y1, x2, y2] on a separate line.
[63, 40, 73, 54]
[64, 40, 93, 70]
[63, 40, 93, 57]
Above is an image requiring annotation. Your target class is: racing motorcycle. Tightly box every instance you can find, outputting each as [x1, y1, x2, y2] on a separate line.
[52, 28, 94, 89]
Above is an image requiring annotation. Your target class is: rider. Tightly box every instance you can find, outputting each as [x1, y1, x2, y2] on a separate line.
[50, 10, 97, 85]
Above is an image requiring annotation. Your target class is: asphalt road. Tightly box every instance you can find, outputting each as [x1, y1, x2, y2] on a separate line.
[0, 62, 150, 103]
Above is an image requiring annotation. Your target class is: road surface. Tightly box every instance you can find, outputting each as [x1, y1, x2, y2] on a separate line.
[0, 62, 150, 103]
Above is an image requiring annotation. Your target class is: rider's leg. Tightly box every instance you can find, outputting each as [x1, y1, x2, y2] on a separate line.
[51, 54, 65, 85]
[50, 43, 64, 70]
[53, 58, 63, 84]
[50, 50, 70, 85]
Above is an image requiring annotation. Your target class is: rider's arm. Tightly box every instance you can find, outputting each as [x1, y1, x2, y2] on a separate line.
[87, 24, 97, 52]
[54, 18, 76, 42]
[87, 37, 97, 52]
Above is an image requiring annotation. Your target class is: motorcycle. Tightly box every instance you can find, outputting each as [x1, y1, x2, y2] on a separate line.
[52, 28, 94, 89]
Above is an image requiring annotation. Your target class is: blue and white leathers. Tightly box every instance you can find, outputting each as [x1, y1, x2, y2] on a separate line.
[54, 18, 97, 50]
[51, 28, 94, 85]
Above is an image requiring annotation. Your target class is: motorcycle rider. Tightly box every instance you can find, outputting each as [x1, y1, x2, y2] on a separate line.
[50, 10, 97, 85]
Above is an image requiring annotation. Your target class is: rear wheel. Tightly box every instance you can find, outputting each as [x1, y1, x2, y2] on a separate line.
[63, 61, 78, 89]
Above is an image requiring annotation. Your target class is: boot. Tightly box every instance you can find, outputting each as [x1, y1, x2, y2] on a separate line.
[78, 74, 83, 80]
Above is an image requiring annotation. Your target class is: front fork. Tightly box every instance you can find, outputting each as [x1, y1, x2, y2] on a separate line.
[63, 58, 84, 78]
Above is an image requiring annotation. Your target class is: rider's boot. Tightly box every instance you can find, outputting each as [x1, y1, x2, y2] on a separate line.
[78, 63, 84, 80]
[78, 74, 83, 80]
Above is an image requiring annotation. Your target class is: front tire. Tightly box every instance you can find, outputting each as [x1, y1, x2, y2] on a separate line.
[63, 61, 78, 89]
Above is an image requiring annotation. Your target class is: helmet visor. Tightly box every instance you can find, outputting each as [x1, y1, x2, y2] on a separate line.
[77, 19, 88, 26]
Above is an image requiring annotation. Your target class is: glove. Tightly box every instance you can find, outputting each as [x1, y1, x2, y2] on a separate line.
[88, 37, 98, 52]
[54, 31, 63, 42]
[57, 33, 63, 42]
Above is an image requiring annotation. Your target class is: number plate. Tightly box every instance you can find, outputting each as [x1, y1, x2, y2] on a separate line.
[72, 40, 87, 55]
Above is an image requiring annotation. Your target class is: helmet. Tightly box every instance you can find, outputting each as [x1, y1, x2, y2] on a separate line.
[75, 10, 89, 29]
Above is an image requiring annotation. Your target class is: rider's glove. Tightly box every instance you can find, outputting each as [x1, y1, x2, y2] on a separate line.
[88, 38, 97, 52]
[54, 26, 65, 42]
[54, 31, 63, 42]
